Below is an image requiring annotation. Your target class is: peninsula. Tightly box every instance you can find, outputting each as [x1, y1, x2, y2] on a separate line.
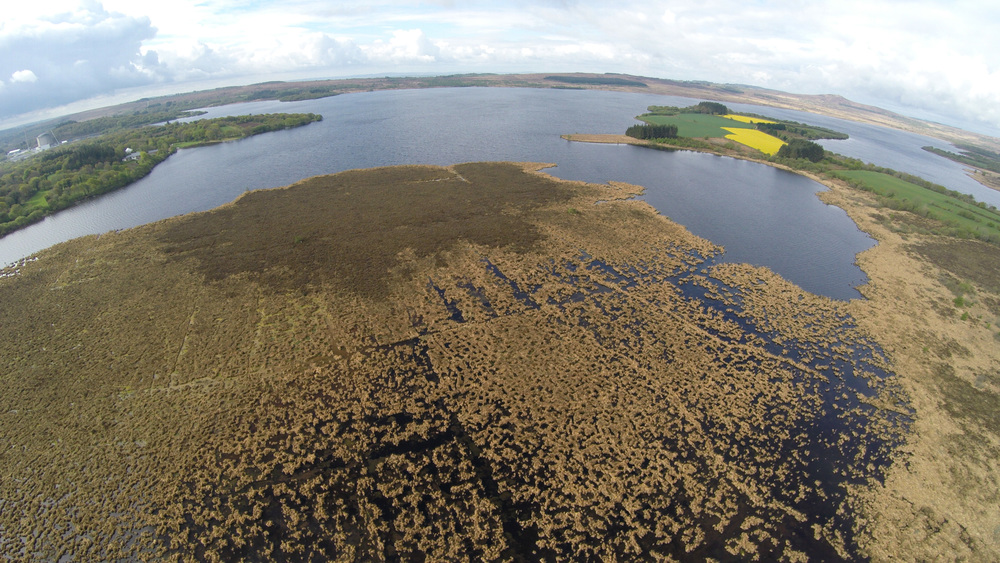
[0, 112, 321, 236]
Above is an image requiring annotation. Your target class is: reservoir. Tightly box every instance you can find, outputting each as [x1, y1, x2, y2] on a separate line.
[0, 87, 978, 299]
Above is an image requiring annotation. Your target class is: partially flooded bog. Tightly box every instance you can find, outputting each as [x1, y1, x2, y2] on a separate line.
[0, 162, 909, 561]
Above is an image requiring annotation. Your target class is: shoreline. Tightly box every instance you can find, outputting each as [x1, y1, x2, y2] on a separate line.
[33, 72, 999, 154]
[966, 167, 1000, 193]
[561, 132, 830, 187]
[563, 133, 1000, 560]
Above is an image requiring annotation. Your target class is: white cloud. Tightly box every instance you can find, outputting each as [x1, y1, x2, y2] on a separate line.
[1, 0, 998, 133]
[367, 29, 441, 63]
[0, 1, 159, 118]
[10, 70, 38, 83]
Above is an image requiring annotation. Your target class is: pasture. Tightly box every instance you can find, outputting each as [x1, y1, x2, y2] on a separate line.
[640, 113, 786, 154]
[835, 170, 1000, 242]
[641, 113, 752, 138]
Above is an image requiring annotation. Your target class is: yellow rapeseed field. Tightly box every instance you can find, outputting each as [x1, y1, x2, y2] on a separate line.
[722, 127, 786, 155]
[723, 114, 778, 124]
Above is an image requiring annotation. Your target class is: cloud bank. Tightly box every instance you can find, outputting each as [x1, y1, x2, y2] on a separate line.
[0, 2, 159, 118]
[1, 0, 998, 134]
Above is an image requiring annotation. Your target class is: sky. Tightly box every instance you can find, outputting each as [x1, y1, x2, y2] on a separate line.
[1, 0, 999, 135]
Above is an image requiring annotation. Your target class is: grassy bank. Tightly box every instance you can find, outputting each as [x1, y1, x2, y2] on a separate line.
[833, 170, 1000, 243]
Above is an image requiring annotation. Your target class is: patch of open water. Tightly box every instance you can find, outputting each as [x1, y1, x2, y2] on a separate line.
[0, 86, 953, 302]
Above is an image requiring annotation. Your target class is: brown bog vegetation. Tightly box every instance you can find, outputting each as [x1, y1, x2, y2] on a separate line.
[1, 163, 914, 560]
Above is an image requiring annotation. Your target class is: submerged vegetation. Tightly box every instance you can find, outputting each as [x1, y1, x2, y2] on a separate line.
[0, 113, 321, 236]
[575, 107, 1000, 559]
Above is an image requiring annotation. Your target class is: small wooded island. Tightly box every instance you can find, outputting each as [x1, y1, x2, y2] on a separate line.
[0, 112, 321, 236]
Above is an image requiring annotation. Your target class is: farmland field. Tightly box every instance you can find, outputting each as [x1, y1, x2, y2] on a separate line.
[835, 170, 1000, 241]
[721, 127, 786, 155]
[722, 114, 777, 124]
[640, 113, 786, 154]
[640, 113, 754, 138]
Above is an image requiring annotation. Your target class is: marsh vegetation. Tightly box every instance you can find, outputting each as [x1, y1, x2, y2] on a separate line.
[0, 162, 911, 561]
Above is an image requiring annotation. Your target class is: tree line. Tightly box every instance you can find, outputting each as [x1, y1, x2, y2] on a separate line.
[625, 124, 679, 140]
[750, 118, 848, 141]
[776, 139, 825, 162]
[0, 113, 321, 236]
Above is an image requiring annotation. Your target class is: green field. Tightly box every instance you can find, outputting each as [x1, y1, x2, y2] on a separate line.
[641, 113, 756, 138]
[835, 170, 1000, 242]
[25, 190, 50, 210]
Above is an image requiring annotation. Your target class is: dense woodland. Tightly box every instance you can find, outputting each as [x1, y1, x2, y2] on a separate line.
[2, 107, 202, 155]
[776, 139, 826, 162]
[752, 118, 849, 141]
[0, 113, 320, 236]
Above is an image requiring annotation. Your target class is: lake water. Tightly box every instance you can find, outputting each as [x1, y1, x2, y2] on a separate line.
[0, 87, 982, 299]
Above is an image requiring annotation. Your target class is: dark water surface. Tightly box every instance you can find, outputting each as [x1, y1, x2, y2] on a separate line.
[0, 87, 978, 299]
